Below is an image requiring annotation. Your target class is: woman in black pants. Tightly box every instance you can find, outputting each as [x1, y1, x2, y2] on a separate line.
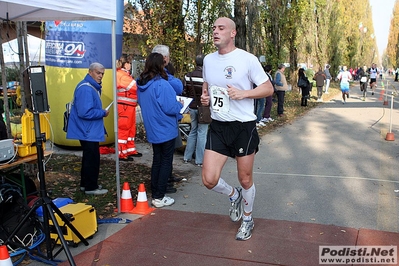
[298, 68, 310, 106]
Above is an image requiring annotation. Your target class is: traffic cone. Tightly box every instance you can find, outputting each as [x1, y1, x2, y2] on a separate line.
[0, 245, 12, 266]
[119, 182, 135, 213]
[385, 132, 395, 141]
[131, 183, 154, 215]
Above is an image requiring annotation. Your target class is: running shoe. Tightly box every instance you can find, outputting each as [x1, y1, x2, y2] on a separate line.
[267, 117, 274, 122]
[257, 121, 266, 127]
[229, 187, 243, 222]
[236, 218, 254, 241]
[152, 196, 175, 208]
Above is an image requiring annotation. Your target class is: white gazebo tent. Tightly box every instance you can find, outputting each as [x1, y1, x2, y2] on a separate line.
[0, 0, 123, 212]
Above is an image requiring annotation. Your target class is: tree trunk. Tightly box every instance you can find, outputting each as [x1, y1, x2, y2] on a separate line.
[234, 0, 247, 50]
[0, 24, 11, 137]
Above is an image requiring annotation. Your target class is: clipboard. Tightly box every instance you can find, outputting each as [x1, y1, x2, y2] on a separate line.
[176, 96, 193, 114]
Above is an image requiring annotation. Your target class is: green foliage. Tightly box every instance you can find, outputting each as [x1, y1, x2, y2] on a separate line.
[0, 67, 20, 84]
[125, 0, 377, 81]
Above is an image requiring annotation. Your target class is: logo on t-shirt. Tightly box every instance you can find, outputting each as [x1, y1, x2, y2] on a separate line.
[224, 66, 236, 79]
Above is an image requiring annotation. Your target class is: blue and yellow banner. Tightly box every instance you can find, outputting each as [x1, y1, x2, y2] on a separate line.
[45, 1, 123, 147]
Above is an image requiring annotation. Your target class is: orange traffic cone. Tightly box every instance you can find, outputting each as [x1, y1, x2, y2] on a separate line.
[120, 182, 135, 213]
[131, 183, 154, 215]
[0, 245, 12, 266]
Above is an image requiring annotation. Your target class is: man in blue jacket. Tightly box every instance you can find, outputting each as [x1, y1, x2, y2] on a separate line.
[66, 62, 109, 195]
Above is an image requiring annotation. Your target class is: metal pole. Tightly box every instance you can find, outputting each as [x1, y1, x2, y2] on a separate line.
[389, 93, 393, 133]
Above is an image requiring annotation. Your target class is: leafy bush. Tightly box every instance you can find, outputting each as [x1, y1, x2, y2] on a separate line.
[0, 66, 20, 85]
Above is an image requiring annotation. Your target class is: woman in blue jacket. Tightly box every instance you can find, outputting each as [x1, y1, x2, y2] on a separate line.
[137, 53, 183, 208]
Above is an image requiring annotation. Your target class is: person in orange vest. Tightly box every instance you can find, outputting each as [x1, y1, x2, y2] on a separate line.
[116, 55, 142, 161]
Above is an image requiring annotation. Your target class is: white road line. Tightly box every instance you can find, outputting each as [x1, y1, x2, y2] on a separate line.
[253, 171, 399, 184]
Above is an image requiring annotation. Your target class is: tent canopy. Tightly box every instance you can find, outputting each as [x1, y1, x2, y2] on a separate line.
[0, 0, 122, 212]
[2, 34, 45, 63]
[0, 0, 116, 21]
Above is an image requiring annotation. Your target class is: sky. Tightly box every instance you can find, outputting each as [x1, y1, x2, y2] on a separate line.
[370, 0, 396, 56]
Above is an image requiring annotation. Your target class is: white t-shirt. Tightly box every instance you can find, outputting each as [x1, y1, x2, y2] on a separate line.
[337, 71, 352, 84]
[203, 48, 268, 122]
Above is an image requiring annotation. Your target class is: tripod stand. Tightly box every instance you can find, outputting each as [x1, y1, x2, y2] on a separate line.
[5, 112, 88, 265]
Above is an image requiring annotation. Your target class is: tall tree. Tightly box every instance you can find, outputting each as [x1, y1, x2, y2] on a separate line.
[386, 0, 399, 68]
[234, 0, 247, 50]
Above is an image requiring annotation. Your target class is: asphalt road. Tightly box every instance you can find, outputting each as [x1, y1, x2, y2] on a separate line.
[28, 76, 399, 265]
[165, 76, 399, 233]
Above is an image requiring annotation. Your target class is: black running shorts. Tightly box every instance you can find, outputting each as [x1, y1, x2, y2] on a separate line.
[205, 120, 259, 158]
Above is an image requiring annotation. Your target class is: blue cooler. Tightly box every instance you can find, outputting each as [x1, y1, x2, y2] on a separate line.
[36, 197, 74, 219]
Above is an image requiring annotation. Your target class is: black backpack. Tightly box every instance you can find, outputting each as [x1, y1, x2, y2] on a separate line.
[0, 183, 38, 249]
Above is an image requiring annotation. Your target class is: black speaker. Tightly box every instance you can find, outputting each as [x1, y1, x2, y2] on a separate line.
[23, 66, 49, 113]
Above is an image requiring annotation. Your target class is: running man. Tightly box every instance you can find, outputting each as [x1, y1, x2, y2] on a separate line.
[200, 17, 274, 241]
[368, 63, 378, 95]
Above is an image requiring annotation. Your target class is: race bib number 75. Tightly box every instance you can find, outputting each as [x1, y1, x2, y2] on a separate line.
[209, 85, 230, 113]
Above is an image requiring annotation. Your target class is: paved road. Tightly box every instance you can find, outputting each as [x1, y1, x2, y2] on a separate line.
[28, 76, 399, 264]
[165, 76, 399, 232]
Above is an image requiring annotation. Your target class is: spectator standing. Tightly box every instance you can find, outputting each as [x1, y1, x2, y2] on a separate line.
[259, 64, 275, 123]
[116, 55, 142, 161]
[200, 17, 274, 241]
[152, 45, 184, 190]
[66, 62, 109, 195]
[298, 68, 310, 107]
[324, 64, 332, 94]
[275, 64, 288, 117]
[255, 86, 267, 128]
[137, 53, 183, 208]
[183, 54, 208, 166]
[152, 45, 183, 96]
[313, 67, 326, 102]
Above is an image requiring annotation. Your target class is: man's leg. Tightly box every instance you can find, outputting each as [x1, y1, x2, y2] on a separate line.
[202, 150, 228, 190]
[235, 153, 256, 240]
[80, 140, 100, 191]
[236, 153, 255, 216]
[276, 91, 285, 115]
[195, 123, 208, 165]
[118, 105, 131, 159]
[126, 106, 141, 157]
[325, 79, 330, 93]
[203, 150, 243, 222]
[183, 109, 198, 162]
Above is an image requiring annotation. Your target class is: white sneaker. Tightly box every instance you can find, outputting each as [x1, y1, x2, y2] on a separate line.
[235, 218, 254, 241]
[266, 117, 274, 122]
[260, 118, 268, 123]
[258, 121, 266, 127]
[80, 185, 102, 191]
[85, 188, 108, 195]
[152, 196, 175, 208]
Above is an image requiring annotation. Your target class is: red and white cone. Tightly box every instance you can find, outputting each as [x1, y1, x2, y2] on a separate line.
[120, 182, 135, 213]
[0, 245, 12, 266]
[131, 183, 154, 215]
